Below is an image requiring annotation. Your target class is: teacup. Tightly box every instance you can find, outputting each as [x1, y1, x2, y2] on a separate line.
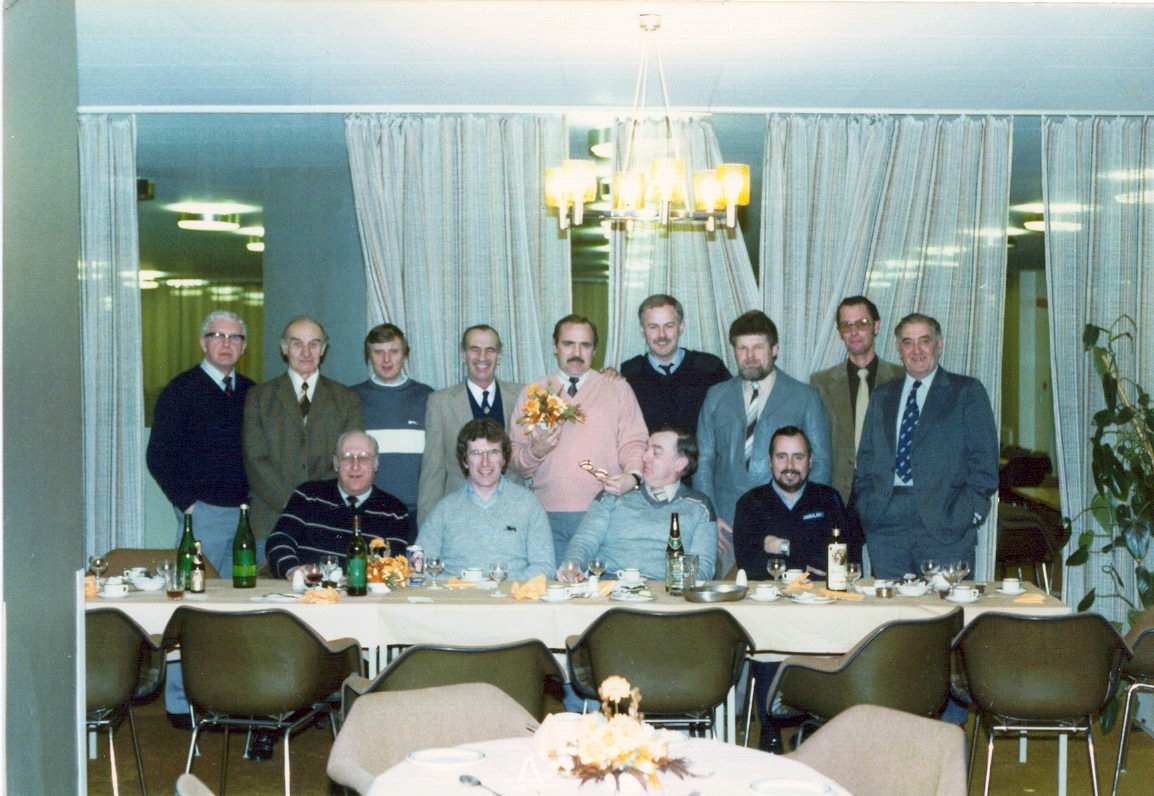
[782, 568, 804, 584]
[102, 582, 129, 597]
[616, 567, 643, 585]
[104, 576, 126, 587]
[953, 585, 979, 601]
[1001, 577, 1022, 593]
[754, 583, 780, 599]
[546, 584, 569, 600]
[897, 581, 928, 597]
[124, 567, 149, 580]
[460, 567, 484, 582]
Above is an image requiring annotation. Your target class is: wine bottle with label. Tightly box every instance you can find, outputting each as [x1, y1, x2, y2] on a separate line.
[177, 512, 196, 578]
[826, 526, 848, 591]
[189, 540, 207, 593]
[232, 503, 257, 588]
[665, 512, 685, 595]
[346, 514, 368, 596]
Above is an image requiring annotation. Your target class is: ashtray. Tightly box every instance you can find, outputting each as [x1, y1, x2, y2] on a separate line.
[683, 584, 748, 603]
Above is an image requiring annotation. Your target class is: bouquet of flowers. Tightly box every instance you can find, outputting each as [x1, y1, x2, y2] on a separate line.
[554, 676, 690, 792]
[517, 383, 585, 430]
[367, 539, 411, 588]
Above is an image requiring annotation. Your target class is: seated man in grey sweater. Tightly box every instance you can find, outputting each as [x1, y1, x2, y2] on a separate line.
[417, 418, 555, 581]
[563, 427, 716, 580]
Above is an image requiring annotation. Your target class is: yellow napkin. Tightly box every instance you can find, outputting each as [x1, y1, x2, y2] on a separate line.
[1014, 592, 1046, 605]
[84, 574, 98, 599]
[299, 587, 341, 604]
[783, 574, 814, 594]
[511, 575, 547, 600]
[597, 580, 615, 597]
[818, 587, 865, 601]
[445, 577, 478, 589]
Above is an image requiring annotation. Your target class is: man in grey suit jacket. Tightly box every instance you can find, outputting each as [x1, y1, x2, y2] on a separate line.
[416, 325, 523, 525]
[695, 311, 832, 575]
[810, 296, 904, 504]
[853, 313, 998, 579]
[243, 316, 364, 547]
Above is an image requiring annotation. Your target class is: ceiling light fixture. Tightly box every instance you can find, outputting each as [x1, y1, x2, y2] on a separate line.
[177, 212, 241, 232]
[545, 14, 750, 233]
[246, 236, 265, 253]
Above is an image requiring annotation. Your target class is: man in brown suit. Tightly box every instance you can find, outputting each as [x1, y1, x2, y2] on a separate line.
[809, 296, 903, 504]
[243, 316, 364, 549]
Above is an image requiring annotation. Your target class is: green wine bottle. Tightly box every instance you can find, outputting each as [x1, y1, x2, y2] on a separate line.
[232, 503, 257, 588]
[346, 514, 368, 596]
[177, 511, 196, 578]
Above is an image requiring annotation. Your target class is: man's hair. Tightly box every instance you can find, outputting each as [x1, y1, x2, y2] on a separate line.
[455, 418, 511, 476]
[281, 315, 328, 346]
[652, 425, 699, 479]
[334, 429, 379, 458]
[837, 296, 880, 324]
[637, 294, 684, 324]
[552, 314, 598, 349]
[200, 310, 247, 338]
[770, 425, 812, 456]
[460, 324, 503, 354]
[894, 312, 942, 339]
[363, 323, 410, 361]
[728, 310, 778, 348]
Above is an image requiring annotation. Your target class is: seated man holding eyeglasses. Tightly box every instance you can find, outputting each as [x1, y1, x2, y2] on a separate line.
[266, 430, 411, 578]
[417, 418, 555, 582]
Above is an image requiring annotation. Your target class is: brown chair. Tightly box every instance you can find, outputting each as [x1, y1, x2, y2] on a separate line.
[953, 611, 1130, 796]
[1112, 607, 1154, 796]
[327, 683, 537, 794]
[995, 504, 1056, 592]
[87, 608, 164, 796]
[342, 638, 564, 721]
[566, 608, 754, 739]
[762, 607, 963, 742]
[161, 606, 361, 796]
[102, 547, 220, 579]
[787, 704, 967, 796]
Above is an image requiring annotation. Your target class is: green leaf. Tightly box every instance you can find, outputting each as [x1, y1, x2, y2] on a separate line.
[1077, 588, 1097, 612]
[1102, 372, 1119, 412]
[1066, 546, 1089, 566]
[1090, 494, 1116, 532]
[1083, 323, 1102, 348]
[1135, 566, 1154, 608]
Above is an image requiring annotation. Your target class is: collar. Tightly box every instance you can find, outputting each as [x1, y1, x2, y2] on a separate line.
[647, 348, 686, 374]
[771, 480, 807, 509]
[644, 481, 681, 503]
[845, 355, 879, 380]
[370, 372, 409, 388]
[743, 368, 777, 402]
[288, 369, 317, 395]
[200, 359, 232, 388]
[338, 485, 373, 508]
[466, 379, 497, 404]
[465, 476, 506, 507]
[555, 370, 592, 392]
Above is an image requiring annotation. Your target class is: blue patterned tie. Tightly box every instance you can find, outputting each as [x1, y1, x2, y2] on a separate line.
[895, 381, 921, 483]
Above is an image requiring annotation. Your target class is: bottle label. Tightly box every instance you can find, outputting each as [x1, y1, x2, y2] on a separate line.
[666, 556, 685, 594]
[347, 558, 367, 588]
[827, 542, 848, 590]
[190, 569, 205, 593]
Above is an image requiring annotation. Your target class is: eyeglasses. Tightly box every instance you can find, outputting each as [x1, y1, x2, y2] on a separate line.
[837, 318, 873, 333]
[466, 448, 503, 460]
[338, 452, 375, 465]
[203, 331, 246, 343]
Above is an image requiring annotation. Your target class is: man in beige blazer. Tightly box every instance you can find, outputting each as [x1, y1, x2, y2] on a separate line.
[243, 316, 364, 548]
[416, 325, 523, 525]
[809, 296, 903, 504]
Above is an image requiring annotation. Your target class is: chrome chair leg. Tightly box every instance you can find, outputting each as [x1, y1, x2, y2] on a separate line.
[106, 723, 120, 796]
[982, 721, 996, 796]
[1086, 722, 1101, 796]
[127, 705, 147, 796]
[1111, 681, 1140, 796]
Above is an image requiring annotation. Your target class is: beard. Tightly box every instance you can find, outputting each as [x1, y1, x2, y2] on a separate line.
[773, 470, 807, 494]
[740, 364, 770, 382]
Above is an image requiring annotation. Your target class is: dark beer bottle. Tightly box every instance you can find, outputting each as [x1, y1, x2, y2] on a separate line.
[177, 512, 196, 578]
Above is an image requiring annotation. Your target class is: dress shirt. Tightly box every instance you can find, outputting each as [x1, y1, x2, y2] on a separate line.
[287, 369, 314, 401]
[892, 367, 939, 486]
[199, 360, 233, 392]
[646, 347, 686, 375]
[339, 486, 372, 511]
[845, 356, 881, 409]
[465, 379, 497, 407]
[743, 370, 777, 419]
[772, 480, 805, 511]
[555, 370, 591, 394]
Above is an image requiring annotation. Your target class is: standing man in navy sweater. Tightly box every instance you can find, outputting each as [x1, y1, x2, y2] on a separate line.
[147, 310, 254, 575]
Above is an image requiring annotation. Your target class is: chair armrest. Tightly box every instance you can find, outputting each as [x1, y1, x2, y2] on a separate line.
[565, 635, 596, 700]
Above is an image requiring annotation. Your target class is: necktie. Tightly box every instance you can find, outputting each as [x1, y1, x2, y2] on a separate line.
[659, 364, 673, 376]
[853, 368, 869, 453]
[347, 495, 358, 511]
[895, 380, 922, 483]
[567, 377, 579, 397]
[744, 383, 760, 470]
[223, 375, 234, 396]
[480, 389, 491, 415]
[300, 381, 311, 418]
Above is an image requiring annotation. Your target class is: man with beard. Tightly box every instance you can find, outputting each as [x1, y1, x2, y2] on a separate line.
[695, 311, 831, 576]
[732, 425, 857, 755]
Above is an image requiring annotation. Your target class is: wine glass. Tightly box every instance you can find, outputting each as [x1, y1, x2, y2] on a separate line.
[302, 563, 324, 588]
[588, 557, 607, 579]
[426, 556, 445, 589]
[953, 560, 971, 591]
[846, 562, 863, 593]
[320, 554, 340, 586]
[489, 561, 509, 597]
[89, 554, 110, 585]
[557, 559, 583, 585]
[940, 561, 961, 595]
[920, 559, 940, 586]
[767, 557, 787, 588]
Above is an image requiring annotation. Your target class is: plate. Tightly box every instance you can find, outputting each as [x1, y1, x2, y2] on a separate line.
[407, 747, 485, 766]
[540, 593, 571, 603]
[946, 593, 979, 604]
[789, 594, 834, 605]
[98, 590, 129, 599]
[996, 587, 1026, 596]
[749, 592, 781, 603]
[612, 592, 655, 603]
[251, 593, 300, 603]
[750, 778, 833, 794]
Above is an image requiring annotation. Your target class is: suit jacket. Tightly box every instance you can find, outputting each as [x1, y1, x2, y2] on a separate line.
[415, 378, 523, 526]
[852, 367, 998, 543]
[810, 358, 904, 503]
[242, 372, 364, 542]
[694, 368, 832, 526]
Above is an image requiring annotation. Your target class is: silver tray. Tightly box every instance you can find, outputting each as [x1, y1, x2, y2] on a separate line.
[683, 583, 748, 603]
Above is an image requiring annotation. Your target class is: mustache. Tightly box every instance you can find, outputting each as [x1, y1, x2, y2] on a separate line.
[779, 470, 801, 478]
[567, 356, 585, 363]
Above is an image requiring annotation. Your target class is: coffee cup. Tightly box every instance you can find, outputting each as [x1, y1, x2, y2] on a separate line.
[104, 576, 126, 587]
[615, 567, 642, 584]
[953, 585, 979, 601]
[124, 567, 148, 580]
[1001, 577, 1022, 593]
[102, 582, 129, 597]
[460, 567, 484, 582]
[546, 584, 569, 600]
[783, 568, 804, 584]
[755, 583, 779, 599]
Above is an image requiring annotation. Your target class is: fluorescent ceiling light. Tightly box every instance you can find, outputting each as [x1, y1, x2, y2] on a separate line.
[165, 201, 260, 215]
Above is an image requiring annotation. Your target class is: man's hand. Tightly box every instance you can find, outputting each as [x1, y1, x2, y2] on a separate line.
[599, 367, 623, 383]
[598, 471, 637, 496]
[763, 535, 789, 555]
[528, 424, 562, 459]
[716, 518, 734, 552]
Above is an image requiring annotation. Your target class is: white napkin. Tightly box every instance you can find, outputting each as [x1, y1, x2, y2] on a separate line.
[735, 569, 748, 587]
[291, 569, 307, 591]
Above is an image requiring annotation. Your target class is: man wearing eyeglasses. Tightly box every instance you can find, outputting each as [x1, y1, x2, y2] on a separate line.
[147, 310, 255, 575]
[266, 430, 410, 578]
[809, 296, 904, 505]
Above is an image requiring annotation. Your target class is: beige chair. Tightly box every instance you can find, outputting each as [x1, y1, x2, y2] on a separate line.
[1112, 606, 1154, 795]
[787, 704, 966, 796]
[327, 683, 537, 795]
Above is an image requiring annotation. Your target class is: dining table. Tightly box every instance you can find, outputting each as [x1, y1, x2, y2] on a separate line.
[366, 735, 851, 796]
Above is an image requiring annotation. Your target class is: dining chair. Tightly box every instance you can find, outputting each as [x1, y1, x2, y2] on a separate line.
[760, 607, 963, 744]
[787, 704, 966, 796]
[87, 607, 164, 796]
[565, 607, 754, 739]
[161, 606, 361, 796]
[103, 547, 220, 579]
[342, 638, 564, 721]
[952, 611, 1130, 796]
[1112, 606, 1154, 796]
[995, 504, 1055, 593]
[327, 683, 537, 794]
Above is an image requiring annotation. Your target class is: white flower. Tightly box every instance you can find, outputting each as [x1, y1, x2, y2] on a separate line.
[599, 675, 633, 704]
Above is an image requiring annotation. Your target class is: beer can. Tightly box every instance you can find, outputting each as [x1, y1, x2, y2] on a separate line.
[408, 544, 425, 585]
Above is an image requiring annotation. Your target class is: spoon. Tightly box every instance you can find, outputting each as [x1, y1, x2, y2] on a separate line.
[459, 774, 504, 795]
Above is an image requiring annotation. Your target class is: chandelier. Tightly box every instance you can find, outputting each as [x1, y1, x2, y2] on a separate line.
[545, 14, 750, 233]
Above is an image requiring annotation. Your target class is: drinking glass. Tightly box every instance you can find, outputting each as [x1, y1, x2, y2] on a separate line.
[941, 562, 961, 595]
[89, 554, 110, 585]
[489, 561, 509, 597]
[320, 555, 340, 587]
[846, 562, 862, 592]
[954, 560, 971, 589]
[164, 567, 187, 600]
[588, 557, 607, 578]
[920, 559, 940, 585]
[302, 563, 323, 588]
[426, 557, 445, 589]
[557, 559, 583, 585]
[767, 558, 787, 587]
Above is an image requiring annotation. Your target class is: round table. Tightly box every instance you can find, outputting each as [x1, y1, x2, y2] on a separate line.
[367, 735, 850, 795]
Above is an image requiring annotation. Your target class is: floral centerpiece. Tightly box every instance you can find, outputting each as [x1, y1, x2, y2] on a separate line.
[518, 384, 585, 430]
[539, 676, 690, 792]
[367, 539, 411, 588]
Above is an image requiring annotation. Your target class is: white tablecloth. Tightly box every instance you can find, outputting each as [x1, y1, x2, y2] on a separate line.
[367, 736, 851, 796]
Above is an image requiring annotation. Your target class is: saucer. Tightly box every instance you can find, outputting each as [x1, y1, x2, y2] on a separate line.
[749, 591, 781, 602]
[98, 590, 130, 599]
[540, 593, 571, 603]
[996, 586, 1026, 596]
[946, 592, 979, 604]
[790, 594, 835, 605]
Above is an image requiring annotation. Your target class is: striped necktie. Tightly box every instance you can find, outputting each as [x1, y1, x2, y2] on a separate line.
[895, 381, 922, 483]
[744, 383, 760, 469]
